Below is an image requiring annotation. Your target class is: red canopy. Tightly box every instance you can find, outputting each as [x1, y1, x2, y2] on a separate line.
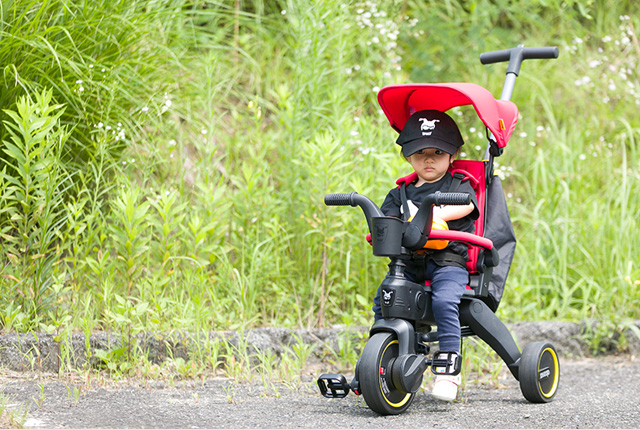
[377, 83, 518, 148]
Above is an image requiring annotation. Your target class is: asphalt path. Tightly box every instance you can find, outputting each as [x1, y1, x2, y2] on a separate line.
[1, 356, 639, 429]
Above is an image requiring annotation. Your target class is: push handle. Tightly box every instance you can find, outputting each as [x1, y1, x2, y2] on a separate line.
[480, 45, 559, 101]
[325, 192, 357, 206]
[480, 46, 559, 75]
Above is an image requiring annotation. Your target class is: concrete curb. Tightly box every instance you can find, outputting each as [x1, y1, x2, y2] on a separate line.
[1, 321, 638, 373]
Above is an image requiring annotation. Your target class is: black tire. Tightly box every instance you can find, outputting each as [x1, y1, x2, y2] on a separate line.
[359, 332, 415, 415]
[519, 341, 560, 403]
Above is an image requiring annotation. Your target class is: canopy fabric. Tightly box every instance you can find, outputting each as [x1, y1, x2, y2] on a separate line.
[377, 83, 518, 148]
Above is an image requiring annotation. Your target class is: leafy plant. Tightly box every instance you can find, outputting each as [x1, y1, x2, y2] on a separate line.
[0, 89, 71, 324]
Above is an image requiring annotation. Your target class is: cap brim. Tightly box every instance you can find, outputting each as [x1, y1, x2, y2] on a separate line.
[401, 138, 458, 157]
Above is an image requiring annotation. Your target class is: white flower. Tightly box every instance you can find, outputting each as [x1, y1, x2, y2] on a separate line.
[168, 139, 176, 146]
[281, 10, 286, 15]
[141, 106, 149, 112]
[579, 154, 587, 160]
[97, 122, 104, 128]
[372, 86, 380, 92]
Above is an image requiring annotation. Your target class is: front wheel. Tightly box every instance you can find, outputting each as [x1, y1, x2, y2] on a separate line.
[358, 332, 415, 415]
[519, 341, 560, 403]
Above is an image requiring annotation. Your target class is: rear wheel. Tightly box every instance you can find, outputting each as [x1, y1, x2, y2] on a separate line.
[519, 342, 560, 403]
[359, 332, 415, 415]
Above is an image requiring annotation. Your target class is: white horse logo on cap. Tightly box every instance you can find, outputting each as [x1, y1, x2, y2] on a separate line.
[419, 118, 439, 136]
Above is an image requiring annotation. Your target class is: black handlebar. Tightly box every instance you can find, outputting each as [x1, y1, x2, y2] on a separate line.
[325, 191, 471, 251]
[324, 192, 384, 233]
[480, 46, 559, 76]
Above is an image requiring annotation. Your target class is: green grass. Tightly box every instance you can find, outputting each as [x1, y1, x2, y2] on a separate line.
[0, 0, 639, 373]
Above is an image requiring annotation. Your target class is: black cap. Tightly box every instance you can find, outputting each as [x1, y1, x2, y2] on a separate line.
[396, 110, 464, 157]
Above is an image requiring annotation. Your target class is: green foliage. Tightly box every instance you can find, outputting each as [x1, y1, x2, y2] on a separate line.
[1, 89, 71, 324]
[0, 0, 639, 357]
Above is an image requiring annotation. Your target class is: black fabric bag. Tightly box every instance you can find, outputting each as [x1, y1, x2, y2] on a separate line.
[483, 176, 517, 310]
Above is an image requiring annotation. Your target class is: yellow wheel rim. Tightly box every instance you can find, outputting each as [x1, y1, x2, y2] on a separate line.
[538, 347, 559, 398]
[379, 340, 412, 407]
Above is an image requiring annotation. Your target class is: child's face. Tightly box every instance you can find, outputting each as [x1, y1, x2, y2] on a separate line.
[407, 148, 454, 186]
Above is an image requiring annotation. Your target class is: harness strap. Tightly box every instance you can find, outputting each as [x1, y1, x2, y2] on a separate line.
[449, 171, 466, 193]
[399, 183, 411, 221]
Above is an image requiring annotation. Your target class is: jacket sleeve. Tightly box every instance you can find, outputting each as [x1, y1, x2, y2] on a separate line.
[460, 180, 480, 220]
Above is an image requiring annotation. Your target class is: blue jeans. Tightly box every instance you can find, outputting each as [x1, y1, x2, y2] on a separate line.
[372, 262, 468, 353]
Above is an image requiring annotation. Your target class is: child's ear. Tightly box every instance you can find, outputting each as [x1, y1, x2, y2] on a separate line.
[450, 151, 458, 163]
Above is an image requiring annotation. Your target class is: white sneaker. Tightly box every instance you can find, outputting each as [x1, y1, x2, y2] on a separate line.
[431, 374, 461, 401]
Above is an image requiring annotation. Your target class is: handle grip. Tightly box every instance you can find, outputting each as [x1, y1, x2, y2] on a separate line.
[324, 192, 356, 206]
[434, 192, 471, 206]
[480, 46, 559, 75]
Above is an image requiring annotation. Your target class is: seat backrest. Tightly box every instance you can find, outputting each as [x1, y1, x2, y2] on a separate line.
[449, 160, 487, 274]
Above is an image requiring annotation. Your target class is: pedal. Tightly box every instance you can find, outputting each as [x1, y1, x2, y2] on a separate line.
[317, 374, 351, 398]
[431, 351, 461, 376]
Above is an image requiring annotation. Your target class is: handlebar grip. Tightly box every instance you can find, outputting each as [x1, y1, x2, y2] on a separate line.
[479, 49, 511, 64]
[435, 192, 471, 206]
[521, 46, 559, 60]
[480, 46, 559, 65]
[324, 192, 356, 206]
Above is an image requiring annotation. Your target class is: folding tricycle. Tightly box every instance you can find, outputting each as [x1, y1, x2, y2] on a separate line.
[317, 46, 561, 415]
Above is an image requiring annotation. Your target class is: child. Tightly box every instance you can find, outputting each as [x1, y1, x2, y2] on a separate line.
[372, 109, 479, 402]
